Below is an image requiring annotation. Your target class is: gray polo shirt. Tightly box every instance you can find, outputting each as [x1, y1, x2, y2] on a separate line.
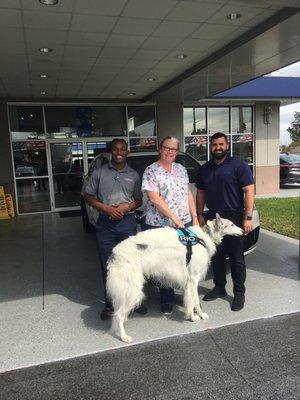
[85, 160, 142, 206]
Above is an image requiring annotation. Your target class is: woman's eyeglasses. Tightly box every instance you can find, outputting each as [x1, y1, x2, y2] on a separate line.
[161, 145, 178, 153]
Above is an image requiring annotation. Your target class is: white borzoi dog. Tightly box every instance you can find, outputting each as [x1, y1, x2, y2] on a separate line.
[106, 214, 243, 343]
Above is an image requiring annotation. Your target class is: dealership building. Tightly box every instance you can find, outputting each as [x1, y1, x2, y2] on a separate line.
[0, 2, 299, 215]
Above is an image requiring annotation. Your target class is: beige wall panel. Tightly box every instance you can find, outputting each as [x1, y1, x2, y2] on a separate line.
[255, 102, 280, 167]
[255, 165, 280, 195]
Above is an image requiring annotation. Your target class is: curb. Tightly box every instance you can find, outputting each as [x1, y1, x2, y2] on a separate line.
[260, 228, 299, 244]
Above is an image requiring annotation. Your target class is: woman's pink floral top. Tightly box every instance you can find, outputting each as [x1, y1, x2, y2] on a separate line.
[142, 161, 191, 227]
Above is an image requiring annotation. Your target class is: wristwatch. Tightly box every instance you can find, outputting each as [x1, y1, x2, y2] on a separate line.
[244, 215, 252, 221]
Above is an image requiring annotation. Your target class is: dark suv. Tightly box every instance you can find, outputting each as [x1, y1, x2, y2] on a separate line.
[280, 153, 300, 186]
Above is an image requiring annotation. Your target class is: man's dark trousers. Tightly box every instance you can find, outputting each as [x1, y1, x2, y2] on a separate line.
[95, 213, 137, 308]
[206, 211, 246, 295]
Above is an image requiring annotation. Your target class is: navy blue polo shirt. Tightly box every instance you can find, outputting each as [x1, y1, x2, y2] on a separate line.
[195, 156, 254, 213]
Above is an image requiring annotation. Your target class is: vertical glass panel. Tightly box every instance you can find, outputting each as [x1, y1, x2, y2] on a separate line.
[129, 137, 157, 152]
[50, 143, 83, 208]
[184, 108, 194, 135]
[9, 106, 45, 139]
[87, 142, 110, 167]
[16, 178, 50, 213]
[45, 106, 127, 138]
[128, 106, 156, 137]
[185, 136, 207, 164]
[232, 106, 252, 133]
[195, 108, 206, 134]
[232, 134, 253, 163]
[208, 107, 229, 134]
[13, 141, 48, 177]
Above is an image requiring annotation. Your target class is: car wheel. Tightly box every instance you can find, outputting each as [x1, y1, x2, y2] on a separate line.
[81, 197, 95, 233]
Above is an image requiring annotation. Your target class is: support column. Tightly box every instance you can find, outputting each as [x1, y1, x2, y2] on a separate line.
[255, 102, 280, 195]
[156, 102, 184, 150]
[0, 100, 14, 197]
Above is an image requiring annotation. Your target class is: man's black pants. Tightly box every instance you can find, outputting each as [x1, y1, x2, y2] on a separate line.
[206, 211, 246, 295]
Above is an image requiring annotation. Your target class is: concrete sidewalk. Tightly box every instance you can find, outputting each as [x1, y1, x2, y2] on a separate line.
[0, 214, 299, 372]
[1, 313, 298, 400]
[255, 186, 299, 198]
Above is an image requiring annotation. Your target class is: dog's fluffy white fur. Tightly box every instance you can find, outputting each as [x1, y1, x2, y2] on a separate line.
[107, 215, 243, 343]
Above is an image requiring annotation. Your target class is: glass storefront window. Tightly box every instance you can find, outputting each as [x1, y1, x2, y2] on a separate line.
[232, 106, 252, 133]
[9, 106, 45, 139]
[129, 137, 157, 152]
[208, 107, 229, 134]
[87, 142, 110, 167]
[45, 106, 127, 138]
[16, 178, 51, 213]
[50, 143, 83, 208]
[12, 141, 48, 177]
[128, 106, 156, 137]
[195, 108, 206, 135]
[184, 136, 207, 164]
[232, 134, 253, 164]
[184, 108, 194, 136]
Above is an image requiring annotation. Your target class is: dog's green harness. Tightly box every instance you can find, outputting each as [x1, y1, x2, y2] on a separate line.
[176, 228, 206, 265]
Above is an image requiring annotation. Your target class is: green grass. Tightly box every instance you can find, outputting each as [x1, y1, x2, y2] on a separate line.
[255, 197, 300, 240]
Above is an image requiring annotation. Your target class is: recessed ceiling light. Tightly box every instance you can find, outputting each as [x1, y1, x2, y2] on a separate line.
[40, 90, 47, 95]
[39, 74, 48, 79]
[128, 92, 136, 96]
[226, 13, 241, 20]
[147, 77, 156, 82]
[39, 47, 53, 53]
[177, 54, 187, 59]
[39, 0, 59, 5]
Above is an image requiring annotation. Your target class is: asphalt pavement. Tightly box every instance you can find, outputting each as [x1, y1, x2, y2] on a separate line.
[0, 313, 298, 400]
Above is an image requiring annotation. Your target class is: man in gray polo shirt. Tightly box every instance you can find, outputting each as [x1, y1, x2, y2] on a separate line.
[84, 139, 143, 320]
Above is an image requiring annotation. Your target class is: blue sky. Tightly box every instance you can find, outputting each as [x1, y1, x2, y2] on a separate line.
[267, 62, 300, 145]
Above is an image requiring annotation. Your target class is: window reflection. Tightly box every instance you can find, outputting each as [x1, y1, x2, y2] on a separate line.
[45, 106, 127, 138]
[185, 136, 207, 164]
[87, 142, 109, 167]
[184, 108, 194, 136]
[128, 106, 156, 137]
[208, 107, 229, 134]
[13, 141, 48, 177]
[16, 179, 50, 213]
[232, 107, 252, 133]
[9, 106, 45, 139]
[232, 134, 253, 164]
[50, 143, 83, 208]
[195, 108, 206, 135]
[129, 137, 157, 152]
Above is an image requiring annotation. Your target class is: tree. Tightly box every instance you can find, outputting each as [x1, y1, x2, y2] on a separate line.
[287, 111, 300, 144]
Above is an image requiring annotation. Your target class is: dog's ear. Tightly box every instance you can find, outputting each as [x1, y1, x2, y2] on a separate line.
[214, 213, 222, 230]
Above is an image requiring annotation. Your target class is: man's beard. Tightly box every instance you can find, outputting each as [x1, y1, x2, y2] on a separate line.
[211, 149, 228, 160]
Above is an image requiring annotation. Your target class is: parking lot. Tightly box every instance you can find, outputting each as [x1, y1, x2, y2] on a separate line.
[0, 210, 299, 373]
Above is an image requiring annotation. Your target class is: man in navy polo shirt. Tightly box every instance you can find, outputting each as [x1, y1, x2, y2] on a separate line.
[196, 132, 254, 311]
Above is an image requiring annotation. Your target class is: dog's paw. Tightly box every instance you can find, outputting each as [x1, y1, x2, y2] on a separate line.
[121, 335, 133, 344]
[199, 312, 209, 320]
[190, 314, 201, 322]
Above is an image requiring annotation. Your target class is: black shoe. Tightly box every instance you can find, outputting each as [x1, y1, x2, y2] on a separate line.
[231, 295, 245, 311]
[100, 307, 114, 320]
[161, 304, 173, 315]
[135, 304, 148, 315]
[203, 286, 227, 302]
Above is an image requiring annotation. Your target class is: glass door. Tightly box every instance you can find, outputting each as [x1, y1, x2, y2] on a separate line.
[50, 142, 83, 210]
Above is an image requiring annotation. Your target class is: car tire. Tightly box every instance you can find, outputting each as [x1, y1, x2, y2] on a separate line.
[81, 197, 95, 233]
